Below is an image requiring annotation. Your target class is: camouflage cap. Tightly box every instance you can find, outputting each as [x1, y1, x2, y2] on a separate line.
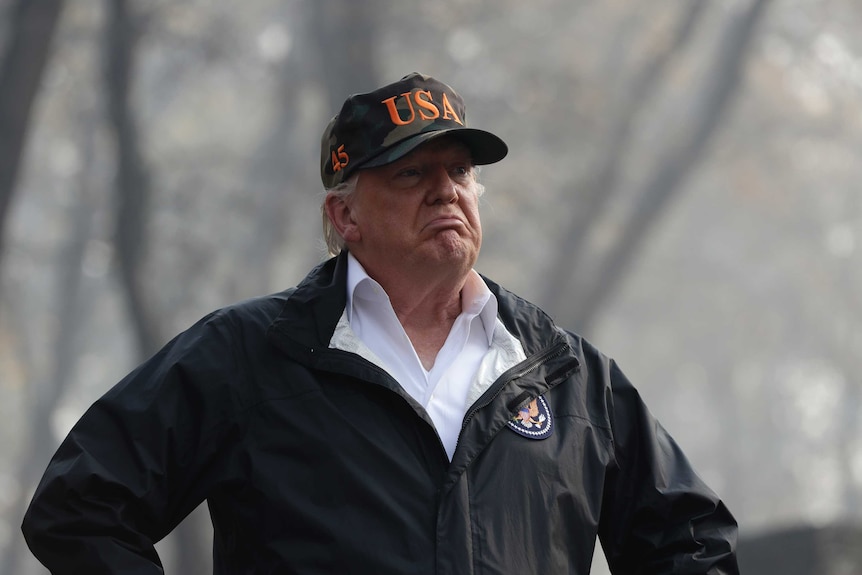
[320, 72, 508, 188]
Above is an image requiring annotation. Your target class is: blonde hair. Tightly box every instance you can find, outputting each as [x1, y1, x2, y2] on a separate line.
[321, 175, 359, 257]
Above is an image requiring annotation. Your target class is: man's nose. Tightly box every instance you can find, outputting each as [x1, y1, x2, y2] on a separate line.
[426, 166, 459, 204]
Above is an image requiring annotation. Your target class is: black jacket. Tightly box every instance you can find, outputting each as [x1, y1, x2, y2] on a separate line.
[22, 253, 738, 574]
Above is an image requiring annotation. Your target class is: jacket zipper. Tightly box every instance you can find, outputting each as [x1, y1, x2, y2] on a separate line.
[319, 340, 578, 462]
[459, 340, 572, 434]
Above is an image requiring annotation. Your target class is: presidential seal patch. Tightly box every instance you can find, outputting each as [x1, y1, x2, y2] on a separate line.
[506, 396, 553, 439]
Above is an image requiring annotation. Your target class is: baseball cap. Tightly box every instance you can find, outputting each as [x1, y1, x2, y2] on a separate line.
[320, 72, 508, 188]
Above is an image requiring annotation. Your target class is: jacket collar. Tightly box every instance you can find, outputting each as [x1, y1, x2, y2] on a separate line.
[266, 251, 349, 362]
[481, 275, 569, 357]
[266, 250, 570, 363]
[266, 251, 583, 478]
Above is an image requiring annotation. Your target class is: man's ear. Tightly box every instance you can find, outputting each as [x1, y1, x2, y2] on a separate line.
[324, 193, 360, 243]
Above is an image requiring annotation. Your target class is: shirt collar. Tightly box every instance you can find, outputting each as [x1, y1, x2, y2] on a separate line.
[346, 252, 388, 321]
[346, 252, 497, 345]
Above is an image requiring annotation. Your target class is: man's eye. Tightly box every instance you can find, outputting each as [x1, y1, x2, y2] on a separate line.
[397, 168, 420, 178]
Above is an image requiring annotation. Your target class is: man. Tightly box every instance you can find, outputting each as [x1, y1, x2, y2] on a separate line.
[23, 73, 739, 574]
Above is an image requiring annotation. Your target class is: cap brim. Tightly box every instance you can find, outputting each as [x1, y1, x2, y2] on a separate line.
[361, 128, 508, 170]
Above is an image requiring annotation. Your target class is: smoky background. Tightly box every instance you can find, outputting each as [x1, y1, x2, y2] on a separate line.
[1, 0, 860, 573]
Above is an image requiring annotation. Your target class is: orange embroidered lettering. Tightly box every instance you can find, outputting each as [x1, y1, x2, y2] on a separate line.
[331, 144, 349, 172]
[414, 90, 440, 120]
[440, 93, 463, 125]
[381, 93, 416, 125]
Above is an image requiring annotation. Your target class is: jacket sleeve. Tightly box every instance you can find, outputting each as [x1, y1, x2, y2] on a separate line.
[21, 313, 243, 574]
[597, 358, 739, 574]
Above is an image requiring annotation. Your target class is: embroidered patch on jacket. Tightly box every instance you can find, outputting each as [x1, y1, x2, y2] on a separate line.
[506, 395, 553, 439]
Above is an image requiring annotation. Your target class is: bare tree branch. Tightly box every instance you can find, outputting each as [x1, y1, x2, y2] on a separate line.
[572, 0, 771, 333]
[541, 1, 708, 313]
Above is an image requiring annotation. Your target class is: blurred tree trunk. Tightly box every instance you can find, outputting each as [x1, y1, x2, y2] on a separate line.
[544, 0, 771, 334]
[1, 108, 98, 575]
[234, 0, 380, 295]
[238, 2, 329, 292]
[0, 0, 64, 280]
[540, 0, 707, 310]
[104, 1, 210, 573]
[104, 0, 162, 356]
[311, 0, 380, 112]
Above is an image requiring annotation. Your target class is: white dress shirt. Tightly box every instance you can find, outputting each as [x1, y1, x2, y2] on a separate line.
[328, 253, 526, 460]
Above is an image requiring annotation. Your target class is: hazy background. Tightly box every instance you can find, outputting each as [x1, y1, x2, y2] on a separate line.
[1, 0, 860, 573]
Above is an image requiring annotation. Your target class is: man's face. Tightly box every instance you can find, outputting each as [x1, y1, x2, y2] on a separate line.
[336, 137, 482, 280]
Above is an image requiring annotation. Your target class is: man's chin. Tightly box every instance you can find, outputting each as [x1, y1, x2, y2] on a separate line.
[421, 237, 478, 269]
